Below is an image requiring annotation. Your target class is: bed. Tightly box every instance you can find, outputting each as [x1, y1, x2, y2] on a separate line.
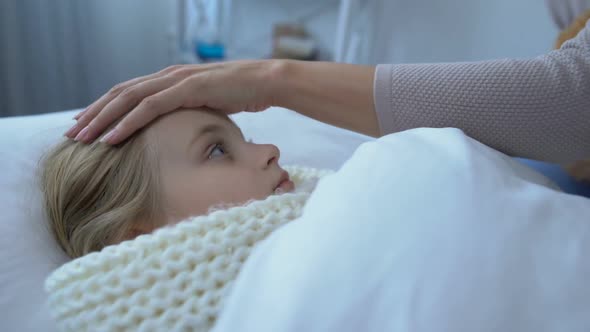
[1, 107, 589, 331]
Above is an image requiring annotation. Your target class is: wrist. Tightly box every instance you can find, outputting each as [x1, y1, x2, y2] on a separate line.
[263, 59, 296, 108]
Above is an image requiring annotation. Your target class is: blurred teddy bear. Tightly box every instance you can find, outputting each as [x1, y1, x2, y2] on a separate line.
[555, 9, 590, 182]
[554, 9, 590, 48]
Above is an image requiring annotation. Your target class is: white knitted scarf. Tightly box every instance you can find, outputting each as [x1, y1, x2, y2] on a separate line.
[45, 166, 331, 332]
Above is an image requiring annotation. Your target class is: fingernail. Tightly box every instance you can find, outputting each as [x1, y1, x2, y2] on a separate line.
[73, 106, 90, 120]
[100, 128, 118, 144]
[74, 126, 89, 141]
[64, 127, 75, 137]
[64, 123, 80, 138]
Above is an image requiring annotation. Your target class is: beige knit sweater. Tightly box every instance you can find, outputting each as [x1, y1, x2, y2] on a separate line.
[374, 21, 590, 164]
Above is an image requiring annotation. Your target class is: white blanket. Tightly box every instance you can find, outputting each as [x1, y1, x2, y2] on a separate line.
[213, 128, 590, 332]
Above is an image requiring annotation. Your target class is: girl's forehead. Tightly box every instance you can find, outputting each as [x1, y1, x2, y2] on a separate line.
[144, 109, 242, 155]
[145, 109, 228, 134]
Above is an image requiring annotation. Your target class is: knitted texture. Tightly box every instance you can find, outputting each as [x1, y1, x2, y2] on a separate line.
[45, 166, 331, 332]
[373, 21, 590, 164]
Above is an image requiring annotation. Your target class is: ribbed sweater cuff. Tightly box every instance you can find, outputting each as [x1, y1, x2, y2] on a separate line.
[373, 64, 394, 136]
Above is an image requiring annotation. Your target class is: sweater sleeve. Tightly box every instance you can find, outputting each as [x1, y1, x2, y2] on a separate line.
[373, 21, 590, 164]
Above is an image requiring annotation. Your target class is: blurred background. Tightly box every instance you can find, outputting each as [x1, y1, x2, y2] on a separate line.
[0, 0, 585, 117]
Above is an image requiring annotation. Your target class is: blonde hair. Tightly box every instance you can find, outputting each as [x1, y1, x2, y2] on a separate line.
[39, 127, 164, 259]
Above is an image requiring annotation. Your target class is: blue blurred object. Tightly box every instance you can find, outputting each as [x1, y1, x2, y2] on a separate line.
[195, 41, 225, 60]
[516, 158, 590, 197]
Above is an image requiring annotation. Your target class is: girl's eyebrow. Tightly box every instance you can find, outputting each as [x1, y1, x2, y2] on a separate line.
[186, 123, 224, 153]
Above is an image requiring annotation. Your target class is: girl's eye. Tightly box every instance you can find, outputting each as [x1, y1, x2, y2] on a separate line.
[208, 143, 226, 159]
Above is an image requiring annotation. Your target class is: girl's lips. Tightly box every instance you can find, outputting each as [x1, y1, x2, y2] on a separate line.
[276, 179, 295, 193]
[274, 171, 295, 194]
[274, 178, 295, 194]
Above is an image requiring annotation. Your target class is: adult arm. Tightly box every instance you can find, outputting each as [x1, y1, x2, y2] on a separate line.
[70, 24, 589, 164]
[270, 61, 379, 137]
[371, 22, 590, 164]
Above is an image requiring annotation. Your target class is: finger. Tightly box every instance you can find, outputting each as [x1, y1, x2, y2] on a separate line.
[68, 66, 199, 139]
[101, 80, 196, 145]
[79, 75, 180, 143]
[73, 109, 86, 120]
[66, 72, 161, 138]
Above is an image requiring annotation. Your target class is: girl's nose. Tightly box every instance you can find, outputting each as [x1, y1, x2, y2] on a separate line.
[254, 143, 280, 169]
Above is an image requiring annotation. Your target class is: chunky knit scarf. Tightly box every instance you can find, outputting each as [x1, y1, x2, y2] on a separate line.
[45, 166, 330, 332]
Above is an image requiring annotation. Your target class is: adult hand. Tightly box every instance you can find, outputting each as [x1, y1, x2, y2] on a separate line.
[65, 60, 281, 144]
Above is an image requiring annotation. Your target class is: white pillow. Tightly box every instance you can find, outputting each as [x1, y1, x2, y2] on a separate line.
[0, 111, 75, 332]
[0, 107, 370, 332]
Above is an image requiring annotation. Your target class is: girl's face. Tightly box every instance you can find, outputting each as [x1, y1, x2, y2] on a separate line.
[145, 109, 294, 224]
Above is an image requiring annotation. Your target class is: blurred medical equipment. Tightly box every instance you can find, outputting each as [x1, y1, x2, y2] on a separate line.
[175, 0, 378, 63]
